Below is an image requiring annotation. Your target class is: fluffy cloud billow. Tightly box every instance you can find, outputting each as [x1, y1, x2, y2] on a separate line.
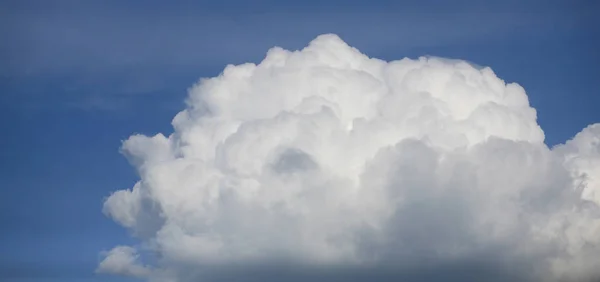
[99, 34, 600, 281]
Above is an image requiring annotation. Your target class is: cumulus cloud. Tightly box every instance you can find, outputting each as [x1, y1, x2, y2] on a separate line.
[100, 34, 600, 281]
[96, 245, 151, 278]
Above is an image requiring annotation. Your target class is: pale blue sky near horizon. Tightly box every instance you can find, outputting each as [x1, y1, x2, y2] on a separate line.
[1, 0, 598, 281]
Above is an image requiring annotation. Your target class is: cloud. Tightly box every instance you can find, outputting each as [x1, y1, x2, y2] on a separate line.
[100, 34, 600, 281]
[96, 245, 151, 278]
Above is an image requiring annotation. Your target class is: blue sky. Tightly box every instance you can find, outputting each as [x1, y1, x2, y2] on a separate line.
[1, 0, 598, 281]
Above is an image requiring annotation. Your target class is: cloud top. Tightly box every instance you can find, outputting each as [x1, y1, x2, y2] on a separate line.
[100, 34, 600, 281]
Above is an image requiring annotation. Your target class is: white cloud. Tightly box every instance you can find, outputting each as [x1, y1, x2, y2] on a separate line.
[99, 34, 600, 281]
[96, 245, 151, 278]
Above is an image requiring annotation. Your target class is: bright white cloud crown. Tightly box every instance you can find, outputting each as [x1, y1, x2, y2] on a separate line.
[98, 34, 600, 282]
